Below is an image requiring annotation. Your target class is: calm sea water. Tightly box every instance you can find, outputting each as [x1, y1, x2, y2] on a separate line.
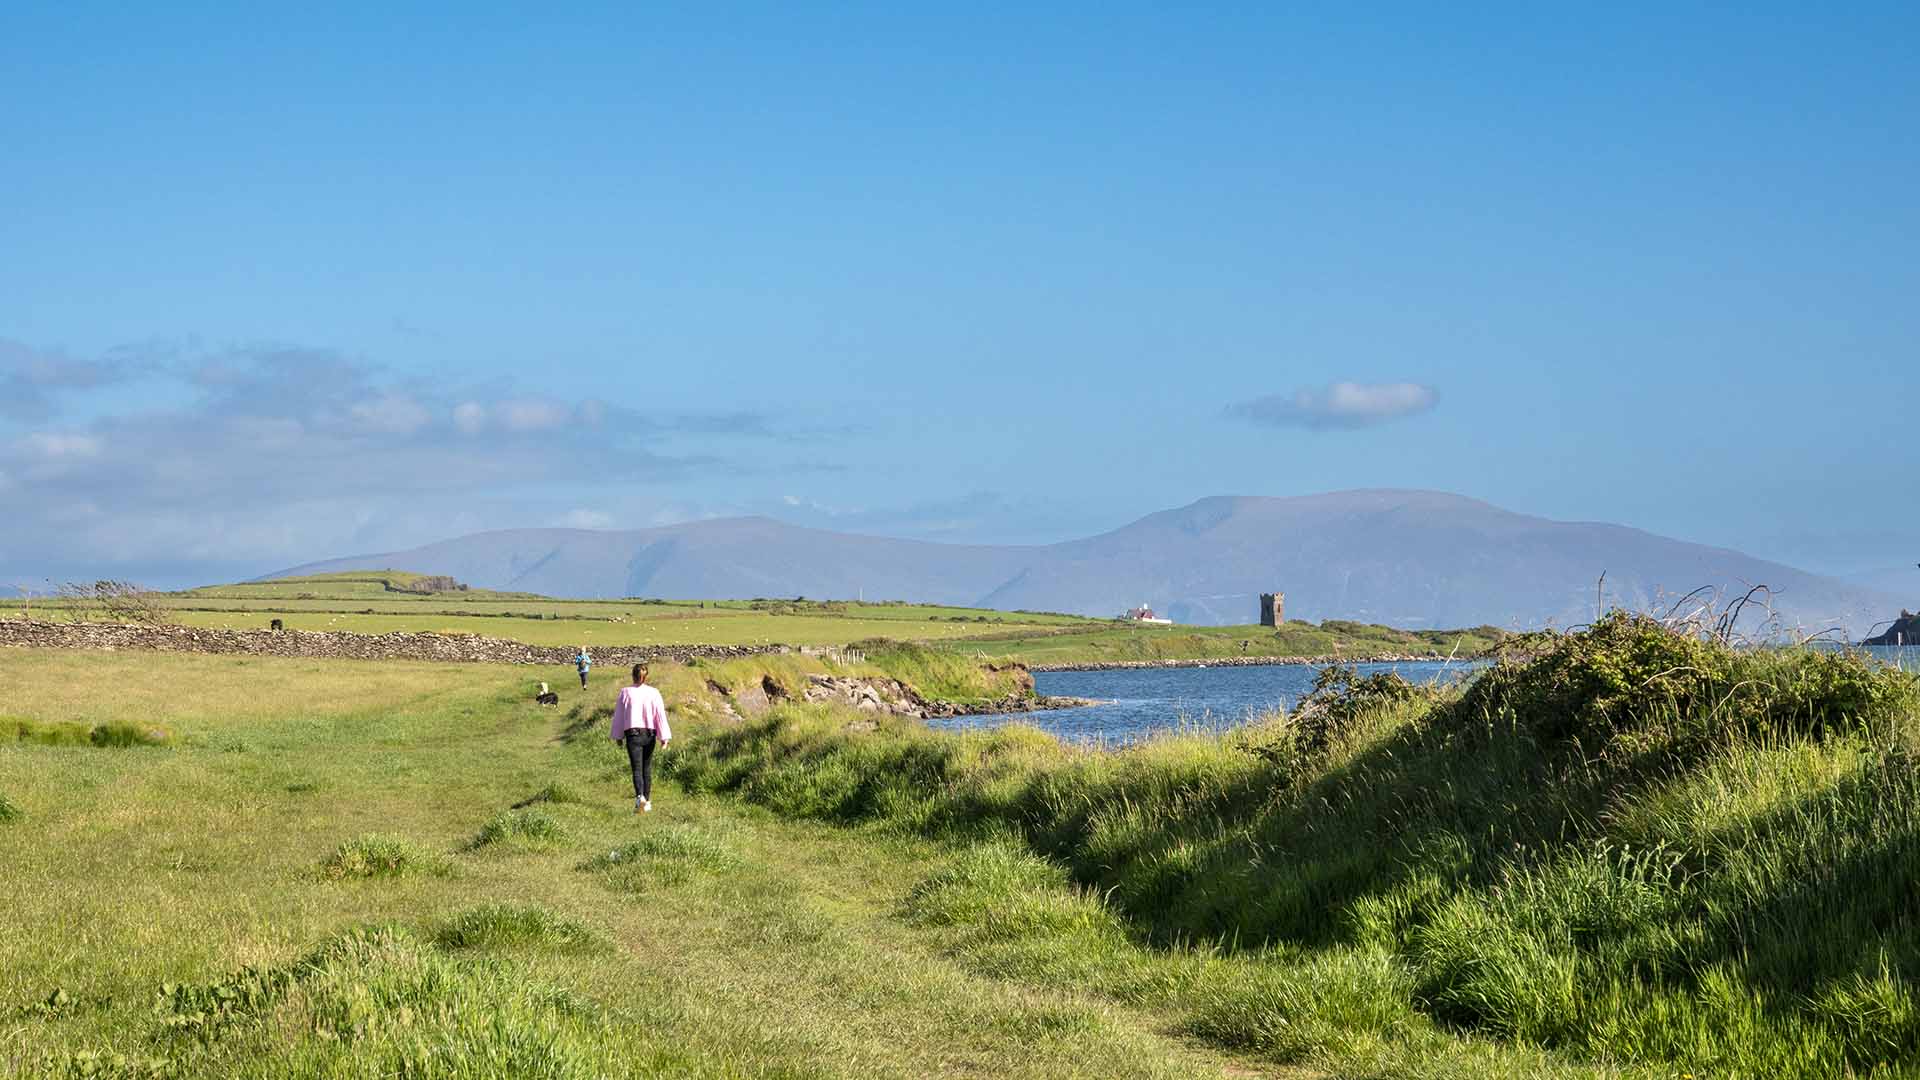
[936, 646, 1920, 747]
[933, 660, 1483, 746]
[1834, 644, 1920, 672]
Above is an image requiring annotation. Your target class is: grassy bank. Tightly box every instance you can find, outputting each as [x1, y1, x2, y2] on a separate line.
[670, 613, 1920, 1077]
[931, 619, 1508, 667]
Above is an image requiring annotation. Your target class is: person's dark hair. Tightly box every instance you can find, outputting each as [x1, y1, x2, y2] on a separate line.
[632, 663, 647, 683]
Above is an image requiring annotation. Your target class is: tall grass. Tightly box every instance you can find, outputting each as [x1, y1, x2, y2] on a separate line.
[4, 716, 172, 747]
[318, 834, 453, 880]
[671, 613, 1920, 1076]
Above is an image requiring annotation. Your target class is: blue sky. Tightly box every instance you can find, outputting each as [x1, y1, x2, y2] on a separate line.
[2, 3, 1916, 590]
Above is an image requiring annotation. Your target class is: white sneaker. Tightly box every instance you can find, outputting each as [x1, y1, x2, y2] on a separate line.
[634, 797, 645, 814]
[642, 799, 652, 813]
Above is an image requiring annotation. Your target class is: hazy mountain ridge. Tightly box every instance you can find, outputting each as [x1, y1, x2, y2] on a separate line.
[273, 490, 1903, 635]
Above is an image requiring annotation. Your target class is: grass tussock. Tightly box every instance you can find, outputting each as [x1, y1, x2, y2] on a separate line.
[672, 615, 1920, 1078]
[0, 792, 18, 822]
[587, 824, 742, 873]
[4, 715, 172, 748]
[512, 779, 588, 808]
[901, 840, 1148, 993]
[433, 903, 606, 952]
[130, 926, 646, 1076]
[318, 834, 451, 880]
[469, 807, 567, 850]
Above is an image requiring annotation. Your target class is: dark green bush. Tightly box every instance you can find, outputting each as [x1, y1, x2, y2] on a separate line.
[1446, 611, 1917, 752]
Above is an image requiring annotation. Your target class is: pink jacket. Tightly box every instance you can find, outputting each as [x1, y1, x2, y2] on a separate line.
[609, 684, 672, 743]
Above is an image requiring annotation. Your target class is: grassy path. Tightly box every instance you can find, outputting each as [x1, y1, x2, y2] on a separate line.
[0, 648, 1302, 1078]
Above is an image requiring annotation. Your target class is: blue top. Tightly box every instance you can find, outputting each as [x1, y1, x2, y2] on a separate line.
[575, 652, 590, 670]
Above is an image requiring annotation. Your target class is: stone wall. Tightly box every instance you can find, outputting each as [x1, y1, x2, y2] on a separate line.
[0, 618, 784, 667]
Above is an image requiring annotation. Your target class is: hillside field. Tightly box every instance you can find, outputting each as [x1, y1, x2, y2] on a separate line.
[19, 571, 1505, 663]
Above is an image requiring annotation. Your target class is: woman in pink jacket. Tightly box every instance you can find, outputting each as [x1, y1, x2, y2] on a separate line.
[609, 663, 672, 813]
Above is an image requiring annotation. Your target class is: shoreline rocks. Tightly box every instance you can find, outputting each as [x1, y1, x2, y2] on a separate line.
[798, 673, 1095, 719]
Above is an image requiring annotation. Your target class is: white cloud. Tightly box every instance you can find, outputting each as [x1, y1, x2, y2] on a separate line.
[1226, 381, 1438, 430]
[497, 399, 572, 433]
[19, 431, 102, 459]
[350, 394, 432, 435]
[452, 401, 488, 434]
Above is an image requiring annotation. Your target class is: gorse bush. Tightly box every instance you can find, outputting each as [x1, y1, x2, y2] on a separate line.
[672, 619, 1920, 1077]
[1286, 664, 1439, 753]
[1447, 610, 1916, 752]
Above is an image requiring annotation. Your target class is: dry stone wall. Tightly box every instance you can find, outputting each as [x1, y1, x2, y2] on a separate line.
[0, 618, 783, 667]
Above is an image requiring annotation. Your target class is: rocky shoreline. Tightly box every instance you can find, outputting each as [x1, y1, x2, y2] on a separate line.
[1029, 652, 1480, 673]
[794, 673, 1096, 719]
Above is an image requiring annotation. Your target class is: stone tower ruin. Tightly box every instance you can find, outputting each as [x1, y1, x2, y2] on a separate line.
[1259, 592, 1285, 627]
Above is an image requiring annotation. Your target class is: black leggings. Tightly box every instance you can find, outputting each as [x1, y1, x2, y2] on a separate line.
[624, 728, 657, 800]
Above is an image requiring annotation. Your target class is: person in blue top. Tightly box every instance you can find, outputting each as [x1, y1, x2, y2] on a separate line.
[574, 647, 591, 688]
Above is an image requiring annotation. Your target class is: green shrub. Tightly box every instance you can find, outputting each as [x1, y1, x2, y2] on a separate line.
[1446, 612, 1918, 753]
[0, 792, 18, 823]
[1284, 664, 1438, 752]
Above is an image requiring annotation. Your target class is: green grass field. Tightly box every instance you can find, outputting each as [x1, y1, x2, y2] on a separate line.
[0, 649, 1278, 1079]
[9, 617, 1920, 1076]
[18, 571, 1508, 664]
[932, 620, 1509, 666]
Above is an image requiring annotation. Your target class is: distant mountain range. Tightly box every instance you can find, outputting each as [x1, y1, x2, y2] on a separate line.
[1848, 565, 1920, 605]
[273, 490, 1906, 635]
